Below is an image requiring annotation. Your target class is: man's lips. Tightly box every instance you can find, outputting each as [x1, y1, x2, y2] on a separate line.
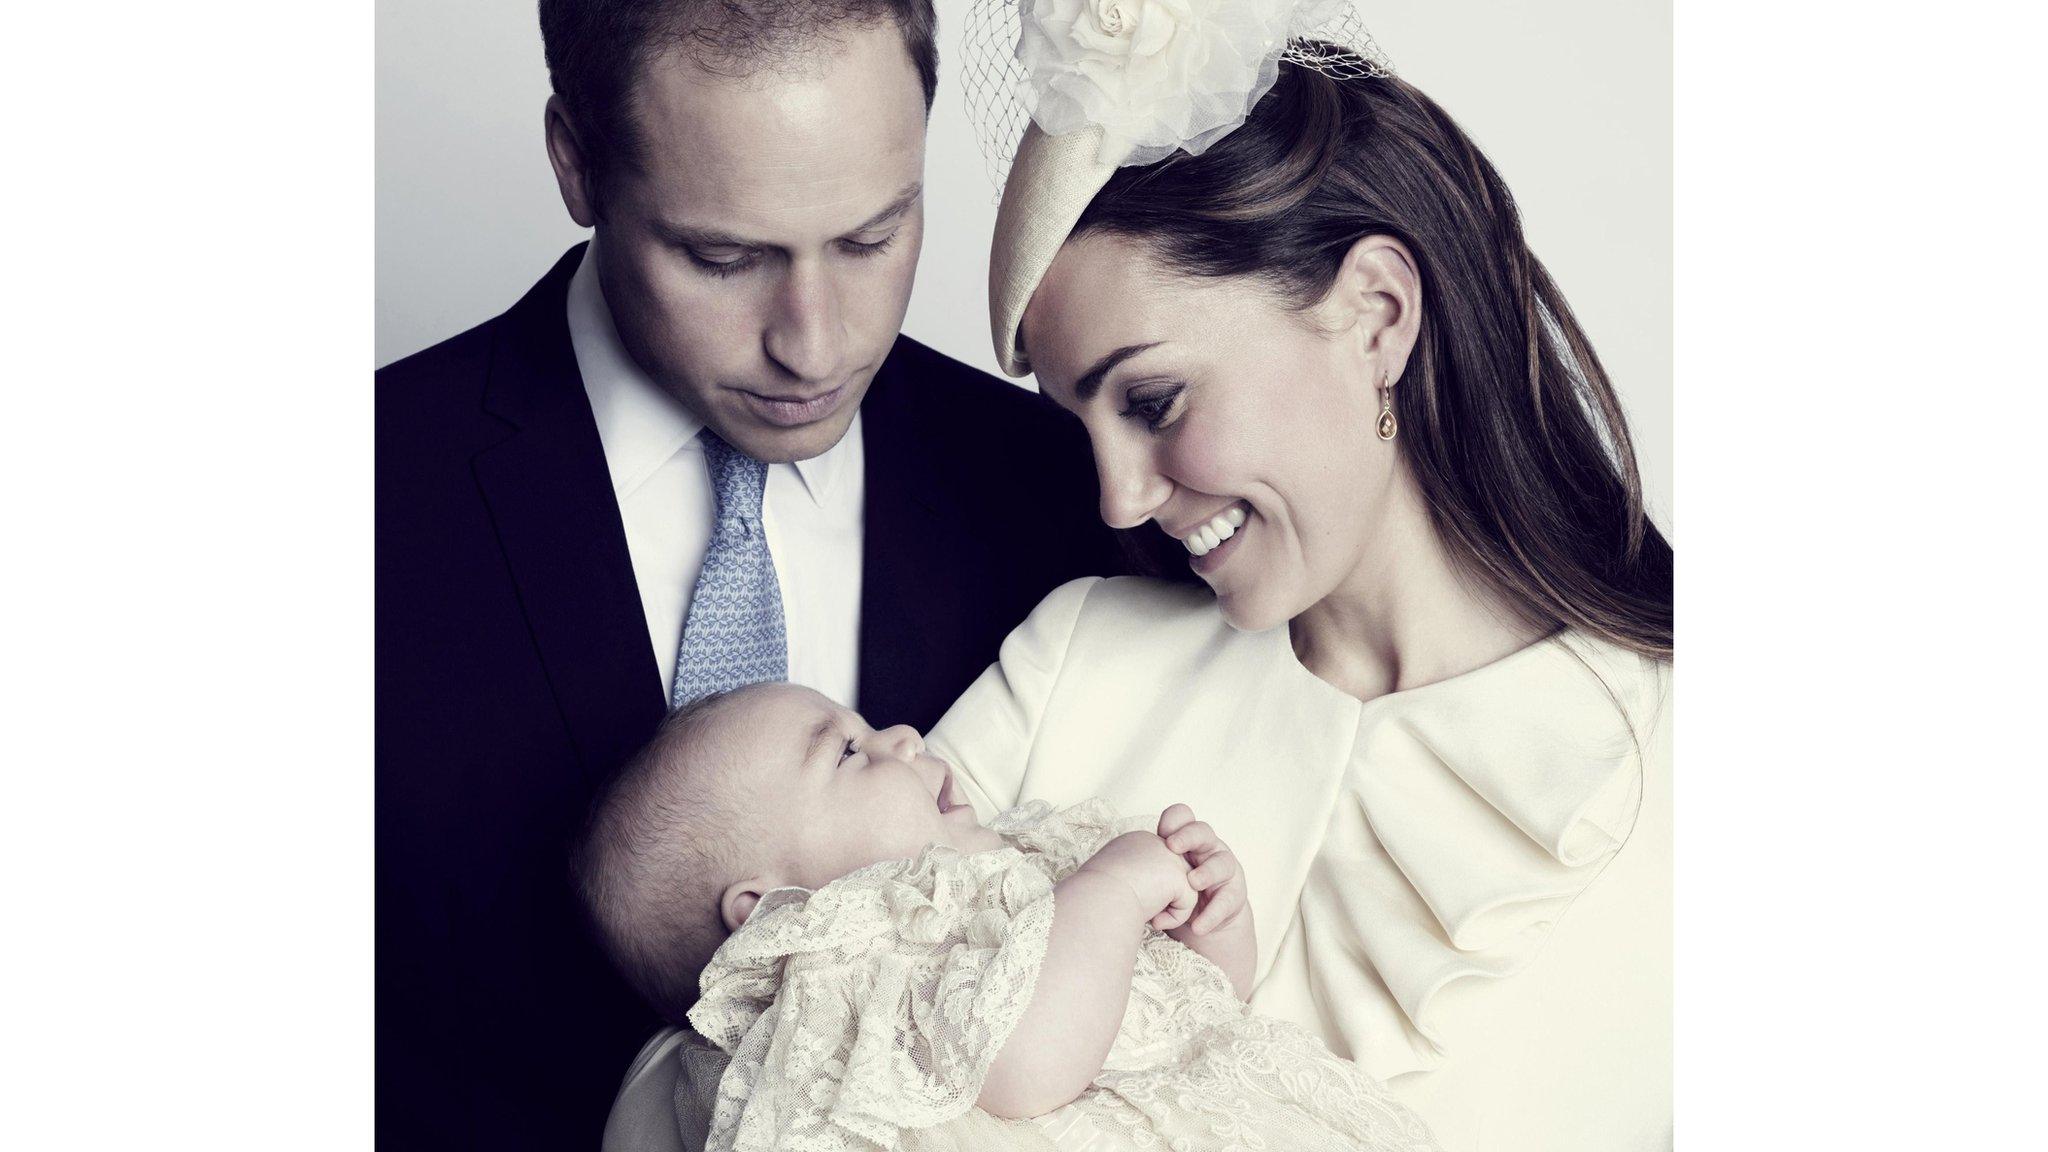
[736, 382, 849, 428]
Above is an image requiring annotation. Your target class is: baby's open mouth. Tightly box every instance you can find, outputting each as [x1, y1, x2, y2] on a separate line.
[935, 763, 964, 814]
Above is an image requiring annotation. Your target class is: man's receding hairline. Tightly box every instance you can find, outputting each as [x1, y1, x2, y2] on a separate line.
[655, 6, 898, 85]
[623, 6, 923, 127]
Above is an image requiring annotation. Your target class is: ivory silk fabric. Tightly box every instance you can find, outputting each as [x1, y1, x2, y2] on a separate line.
[927, 577, 1673, 1151]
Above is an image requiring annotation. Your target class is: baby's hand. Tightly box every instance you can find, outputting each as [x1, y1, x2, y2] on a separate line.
[1078, 830, 1199, 931]
[1157, 804, 1248, 939]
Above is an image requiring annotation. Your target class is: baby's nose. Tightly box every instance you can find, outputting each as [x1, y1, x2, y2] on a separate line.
[868, 724, 925, 760]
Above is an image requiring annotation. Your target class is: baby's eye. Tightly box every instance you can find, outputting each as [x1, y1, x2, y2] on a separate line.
[839, 738, 859, 763]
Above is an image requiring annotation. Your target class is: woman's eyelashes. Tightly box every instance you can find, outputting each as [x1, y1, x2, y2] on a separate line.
[1119, 383, 1186, 430]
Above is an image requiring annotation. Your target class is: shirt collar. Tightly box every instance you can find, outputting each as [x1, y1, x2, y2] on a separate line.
[788, 412, 858, 505]
[567, 241, 857, 506]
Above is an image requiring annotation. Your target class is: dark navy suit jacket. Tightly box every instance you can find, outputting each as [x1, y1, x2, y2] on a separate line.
[375, 245, 1120, 1149]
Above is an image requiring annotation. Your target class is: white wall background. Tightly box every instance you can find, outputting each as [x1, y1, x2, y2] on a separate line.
[377, 0, 1671, 526]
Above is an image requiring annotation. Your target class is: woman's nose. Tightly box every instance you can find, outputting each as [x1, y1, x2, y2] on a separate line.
[1093, 436, 1172, 530]
[866, 724, 925, 761]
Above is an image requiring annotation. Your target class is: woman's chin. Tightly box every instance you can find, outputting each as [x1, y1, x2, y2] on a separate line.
[1214, 588, 1289, 634]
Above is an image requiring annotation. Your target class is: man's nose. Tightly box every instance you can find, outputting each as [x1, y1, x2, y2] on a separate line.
[763, 258, 846, 384]
[1094, 435, 1172, 530]
[867, 724, 925, 761]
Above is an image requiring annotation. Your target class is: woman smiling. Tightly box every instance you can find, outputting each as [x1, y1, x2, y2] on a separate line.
[930, 14, 1672, 1148]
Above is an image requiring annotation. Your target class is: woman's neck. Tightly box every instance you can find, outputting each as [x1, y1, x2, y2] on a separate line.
[1289, 472, 1546, 703]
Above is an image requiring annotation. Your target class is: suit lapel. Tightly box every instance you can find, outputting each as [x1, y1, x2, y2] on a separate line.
[471, 245, 668, 783]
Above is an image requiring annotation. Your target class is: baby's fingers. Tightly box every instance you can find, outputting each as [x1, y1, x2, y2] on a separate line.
[1186, 848, 1237, 891]
[1150, 880, 1199, 932]
[1163, 819, 1216, 856]
[1157, 803, 1197, 840]
[1187, 878, 1247, 936]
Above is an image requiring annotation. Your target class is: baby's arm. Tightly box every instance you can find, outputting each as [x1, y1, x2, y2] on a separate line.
[1158, 804, 1258, 1000]
[976, 831, 1196, 1119]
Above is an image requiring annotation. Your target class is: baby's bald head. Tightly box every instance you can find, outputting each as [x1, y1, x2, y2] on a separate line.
[573, 691, 762, 1024]
[575, 682, 997, 1022]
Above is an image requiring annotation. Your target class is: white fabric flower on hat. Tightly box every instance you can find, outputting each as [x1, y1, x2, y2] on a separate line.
[1017, 0, 1343, 166]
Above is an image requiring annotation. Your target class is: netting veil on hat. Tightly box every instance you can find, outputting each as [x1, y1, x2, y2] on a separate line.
[968, 0, 1392, 375]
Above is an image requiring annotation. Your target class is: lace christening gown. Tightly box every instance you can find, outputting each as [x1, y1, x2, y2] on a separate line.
[685, 799, 1441, 1152]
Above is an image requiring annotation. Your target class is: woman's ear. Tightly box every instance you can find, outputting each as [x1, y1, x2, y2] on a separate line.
[544, 95, 599, 229]
[1319, 234, 1422, 388]
[719, 880, 766, 933]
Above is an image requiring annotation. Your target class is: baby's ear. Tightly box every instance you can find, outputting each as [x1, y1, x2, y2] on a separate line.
[719, 880, 766, 933]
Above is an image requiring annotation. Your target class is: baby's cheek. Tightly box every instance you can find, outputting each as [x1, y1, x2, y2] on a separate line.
[865, 807, 936, 863]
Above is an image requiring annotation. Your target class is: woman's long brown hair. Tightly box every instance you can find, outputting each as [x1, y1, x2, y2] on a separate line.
[1076, 58, 1673, 660]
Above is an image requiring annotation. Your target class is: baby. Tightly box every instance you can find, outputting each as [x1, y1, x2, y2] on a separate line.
[576, 683, 1437, 1152]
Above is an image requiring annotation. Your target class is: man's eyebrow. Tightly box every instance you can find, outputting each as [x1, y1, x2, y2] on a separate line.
[650, 220, 763, 250]
[849, 182, 923, 233]
[647, 183, 921, 250]
[1073, 342, 1162, 403]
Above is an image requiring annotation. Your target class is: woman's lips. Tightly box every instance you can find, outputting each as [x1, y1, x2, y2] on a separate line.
[1179, 503, 1248, 556]
[1189, 515, 1245, 576]
[737, 382, 848, 428]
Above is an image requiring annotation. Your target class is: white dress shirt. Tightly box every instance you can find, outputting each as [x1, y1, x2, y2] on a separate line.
[565, 243, 864, 708]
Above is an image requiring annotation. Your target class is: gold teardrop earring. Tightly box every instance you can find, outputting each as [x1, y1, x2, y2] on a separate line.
[1376, 373, 1398, 442]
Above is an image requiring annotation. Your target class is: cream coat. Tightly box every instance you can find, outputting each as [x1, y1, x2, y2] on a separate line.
[927, 577, 1673, 1151]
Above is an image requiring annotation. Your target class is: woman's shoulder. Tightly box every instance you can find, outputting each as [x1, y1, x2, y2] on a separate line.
[1026, 574, 1239, 645]
[1032, 572, 1217, 614]
[1001, 576, 1286, 696]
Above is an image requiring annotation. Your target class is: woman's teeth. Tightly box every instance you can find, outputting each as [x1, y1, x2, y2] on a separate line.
[1182, 505, 1248, 556]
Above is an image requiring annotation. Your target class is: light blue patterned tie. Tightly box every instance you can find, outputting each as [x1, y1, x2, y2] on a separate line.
[670, 428, 789, 710]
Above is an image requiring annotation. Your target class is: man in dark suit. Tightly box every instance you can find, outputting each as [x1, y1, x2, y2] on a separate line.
[376, 2, 1119, 1146]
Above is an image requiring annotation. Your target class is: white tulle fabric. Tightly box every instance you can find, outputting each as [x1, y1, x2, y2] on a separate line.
[1019, 0, 1309, 166]
[686, 798, 1441, 1152]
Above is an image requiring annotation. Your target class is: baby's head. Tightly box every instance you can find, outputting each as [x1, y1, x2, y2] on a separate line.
[575, 682, 1000, 1022]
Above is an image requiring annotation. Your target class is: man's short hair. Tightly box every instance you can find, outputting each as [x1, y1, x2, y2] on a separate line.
[540, 0, 939, 205]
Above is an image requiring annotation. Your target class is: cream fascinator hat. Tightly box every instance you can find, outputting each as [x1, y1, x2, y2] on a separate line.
[968, 0, 1393, 376]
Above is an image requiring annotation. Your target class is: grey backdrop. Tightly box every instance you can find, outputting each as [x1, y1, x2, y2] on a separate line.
[377, 0, 1671, 525]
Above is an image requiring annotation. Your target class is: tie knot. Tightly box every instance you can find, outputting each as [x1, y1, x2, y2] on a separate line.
[698, 428, 768, 527]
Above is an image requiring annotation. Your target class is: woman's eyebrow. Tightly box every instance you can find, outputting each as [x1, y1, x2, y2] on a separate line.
[1073, 342, 1162, 403]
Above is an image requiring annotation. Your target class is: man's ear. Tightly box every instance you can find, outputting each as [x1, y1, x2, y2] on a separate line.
[719, 879, 768, 933]
[543, 95, 599, 229]
[1317, 234, 1423, 390]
